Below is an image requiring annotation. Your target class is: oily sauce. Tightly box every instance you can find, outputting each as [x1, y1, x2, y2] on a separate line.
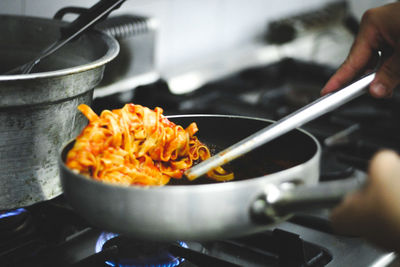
[167, 144, 299, 185]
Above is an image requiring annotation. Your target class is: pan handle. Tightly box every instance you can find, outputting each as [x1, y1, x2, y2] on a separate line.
[250, 171, 367, 223]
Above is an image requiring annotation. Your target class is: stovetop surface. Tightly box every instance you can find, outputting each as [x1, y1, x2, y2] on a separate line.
[0, 195, 393, 267]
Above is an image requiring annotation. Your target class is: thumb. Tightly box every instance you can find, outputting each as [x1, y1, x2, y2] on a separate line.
[370, 47, 400, 98]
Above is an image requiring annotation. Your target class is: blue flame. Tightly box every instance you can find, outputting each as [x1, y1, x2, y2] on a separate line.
[0, 208, 27, 219]
[95, 232, 119, 253]
[95, 232, 187, 267]
[105, 259, 182, 267]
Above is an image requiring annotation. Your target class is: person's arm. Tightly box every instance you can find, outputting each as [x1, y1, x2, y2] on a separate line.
[326, 3, 400, 251]
[321, 2, 400, 98]
[330, 150, 400, 252]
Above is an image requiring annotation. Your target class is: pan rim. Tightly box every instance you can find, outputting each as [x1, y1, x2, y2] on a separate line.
[59, 114, 321, 192]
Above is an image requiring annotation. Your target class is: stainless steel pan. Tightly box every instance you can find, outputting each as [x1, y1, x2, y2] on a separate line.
[59, 114, 363, 241]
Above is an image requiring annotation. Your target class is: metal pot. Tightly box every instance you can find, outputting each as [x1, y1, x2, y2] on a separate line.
[0, 15, 119, 210]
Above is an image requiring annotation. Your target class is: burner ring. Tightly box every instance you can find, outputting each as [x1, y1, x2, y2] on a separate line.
[96, 232, 187, 267]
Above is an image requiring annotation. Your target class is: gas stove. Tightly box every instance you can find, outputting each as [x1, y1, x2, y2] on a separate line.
[2, 58, 400, 266]
[0, 195, 394, 267]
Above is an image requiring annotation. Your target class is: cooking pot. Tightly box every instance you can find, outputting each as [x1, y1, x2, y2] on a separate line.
[59, 114, 365, 241]
[0, 15, 119, 210]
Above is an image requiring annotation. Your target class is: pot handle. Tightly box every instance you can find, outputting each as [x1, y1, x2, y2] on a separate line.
[53, 0, 125, 38]
[250, 171, 367, 223]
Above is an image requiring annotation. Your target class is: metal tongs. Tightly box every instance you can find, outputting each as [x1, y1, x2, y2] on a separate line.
[185, 69, 378, 180]
[4, 0, 125, 75]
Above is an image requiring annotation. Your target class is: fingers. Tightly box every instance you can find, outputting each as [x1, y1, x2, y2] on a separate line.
[369, 48, 400, 98]
[368, 150, 400, 183]
[321, 9, 380, 95]
[321, 36, 374, 95]
[330, 191, 369, 236]
[330, 150, 400, 248]
[321, 6, 400, 97]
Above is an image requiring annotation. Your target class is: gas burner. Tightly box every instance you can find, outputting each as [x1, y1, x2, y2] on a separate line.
[75, 229, 332, 267]
[97, 233, 187, 267]
[0, 208, 36, 250]
[0, 208, 29, 235]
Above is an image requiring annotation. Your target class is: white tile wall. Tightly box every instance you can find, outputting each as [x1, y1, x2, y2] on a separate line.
[1, 0, 354, 75]
[0, 0, 25, 15]
[348, 0, 395, 20]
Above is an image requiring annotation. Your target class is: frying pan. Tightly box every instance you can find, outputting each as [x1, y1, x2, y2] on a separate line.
[59, 114, 363, 241]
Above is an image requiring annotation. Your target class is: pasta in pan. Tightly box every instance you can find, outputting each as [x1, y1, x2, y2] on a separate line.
[66, 104, 233, 186]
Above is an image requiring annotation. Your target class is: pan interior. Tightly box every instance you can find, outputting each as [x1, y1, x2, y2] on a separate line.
[166, 115, 318, 185]
[61, 115, 318, 186]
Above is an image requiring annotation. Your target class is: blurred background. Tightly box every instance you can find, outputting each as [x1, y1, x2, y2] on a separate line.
[0, 0, 395, 91]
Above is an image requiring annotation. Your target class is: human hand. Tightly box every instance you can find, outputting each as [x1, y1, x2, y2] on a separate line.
[321, 3, 400, 98]
[330, 150, 400, 252]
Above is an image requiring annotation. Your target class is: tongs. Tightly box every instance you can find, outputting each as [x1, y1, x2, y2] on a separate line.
[4, 0, 125, 75]
[185, 71, 377, 180]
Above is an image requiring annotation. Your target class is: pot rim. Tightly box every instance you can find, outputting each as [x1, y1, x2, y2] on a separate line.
[0, 15, 120, 81]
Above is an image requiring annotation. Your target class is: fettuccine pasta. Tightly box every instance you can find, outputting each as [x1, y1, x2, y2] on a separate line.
[66, 104, 233, 186]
